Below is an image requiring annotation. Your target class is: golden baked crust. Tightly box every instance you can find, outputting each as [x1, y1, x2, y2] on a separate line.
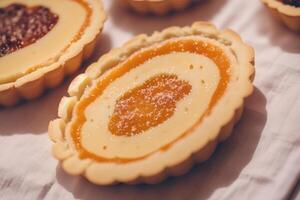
[122, 0, 194, 15]
[261, 0, 300, 32]
[0, 0, 106, 106]
[49, 21, 255, 185]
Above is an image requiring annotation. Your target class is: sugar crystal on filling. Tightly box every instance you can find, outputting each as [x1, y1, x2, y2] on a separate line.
[0, 3, 59, 57]
[108, 74, 192, 136]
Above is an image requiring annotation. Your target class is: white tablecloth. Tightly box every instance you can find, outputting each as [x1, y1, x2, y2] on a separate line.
[1, 0, 300, 199]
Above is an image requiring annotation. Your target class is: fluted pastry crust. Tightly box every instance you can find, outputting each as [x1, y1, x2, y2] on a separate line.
[262, 0, 300, 32]
[0, 0, 106, 106]
[123, 0, 195, 15]
[49, 21, 255, 185]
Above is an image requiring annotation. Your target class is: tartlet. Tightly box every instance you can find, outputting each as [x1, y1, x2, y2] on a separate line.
[49, 21, 255, 185]
[262, 0, 300, 32]
[122, 0, 194, 15]
[0, 0, 106, 106]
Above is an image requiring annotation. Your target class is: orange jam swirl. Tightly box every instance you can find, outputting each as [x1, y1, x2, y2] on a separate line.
[109, 74, 192, 136]
[71, 39, 231, 163]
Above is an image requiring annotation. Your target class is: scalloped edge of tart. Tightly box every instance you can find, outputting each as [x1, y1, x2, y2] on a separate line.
[48, 21, 255, 185]
[261, 0, 300, 32]
[0, 0, 106, 107]
[122, 0, 196, 15]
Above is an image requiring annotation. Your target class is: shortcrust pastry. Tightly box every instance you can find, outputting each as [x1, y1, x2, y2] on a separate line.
[262, 0, 300, 32]
[122, 0, 194, 15]
[0, 0, 106, 106]
[49, 22, 255, 185]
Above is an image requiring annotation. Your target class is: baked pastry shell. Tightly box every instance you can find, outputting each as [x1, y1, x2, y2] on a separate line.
[49, 21, 255, 185]
[122, 0, 196, 15]
[0, 0, 106, 107]
[262, 0, 300, 32]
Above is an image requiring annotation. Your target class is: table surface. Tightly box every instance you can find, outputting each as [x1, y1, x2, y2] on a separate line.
[1, 0, 300, 200]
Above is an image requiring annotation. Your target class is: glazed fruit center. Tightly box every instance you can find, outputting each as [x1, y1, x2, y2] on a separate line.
[282, 0, 300, 6]
[108, 74, 192, 136]
[0, 3, 59, 57]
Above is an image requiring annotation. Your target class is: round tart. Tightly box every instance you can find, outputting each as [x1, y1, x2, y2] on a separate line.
[49, 21, 255, 185]
[0, 0, 106, 106]
[262, 0, 300, 32]
[122, 0, 194, 15]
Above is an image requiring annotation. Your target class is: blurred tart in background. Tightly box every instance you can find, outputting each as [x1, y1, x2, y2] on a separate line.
[49, 21, 255, 185]
[121, 0, 196, 15]
[0, 0, 106, 106]
[262, 0, 300, 32]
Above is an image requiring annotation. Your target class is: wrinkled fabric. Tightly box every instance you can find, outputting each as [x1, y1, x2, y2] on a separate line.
[0, 0, 299, 199]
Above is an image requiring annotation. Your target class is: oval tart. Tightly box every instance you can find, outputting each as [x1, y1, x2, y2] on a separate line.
[49, 22, 255, 185]
[0, 0, 106, 106]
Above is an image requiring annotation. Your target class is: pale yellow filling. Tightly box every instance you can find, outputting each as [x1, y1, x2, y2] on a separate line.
[79, 53, 220, 159]
[0, 0, 87, 84]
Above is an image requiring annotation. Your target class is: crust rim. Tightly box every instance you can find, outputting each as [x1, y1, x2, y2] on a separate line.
[123, 0, 195, 15]
[261, 0, 300, 32]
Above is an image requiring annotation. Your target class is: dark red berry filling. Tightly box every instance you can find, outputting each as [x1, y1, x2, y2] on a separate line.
[0, 3, 59, 57]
